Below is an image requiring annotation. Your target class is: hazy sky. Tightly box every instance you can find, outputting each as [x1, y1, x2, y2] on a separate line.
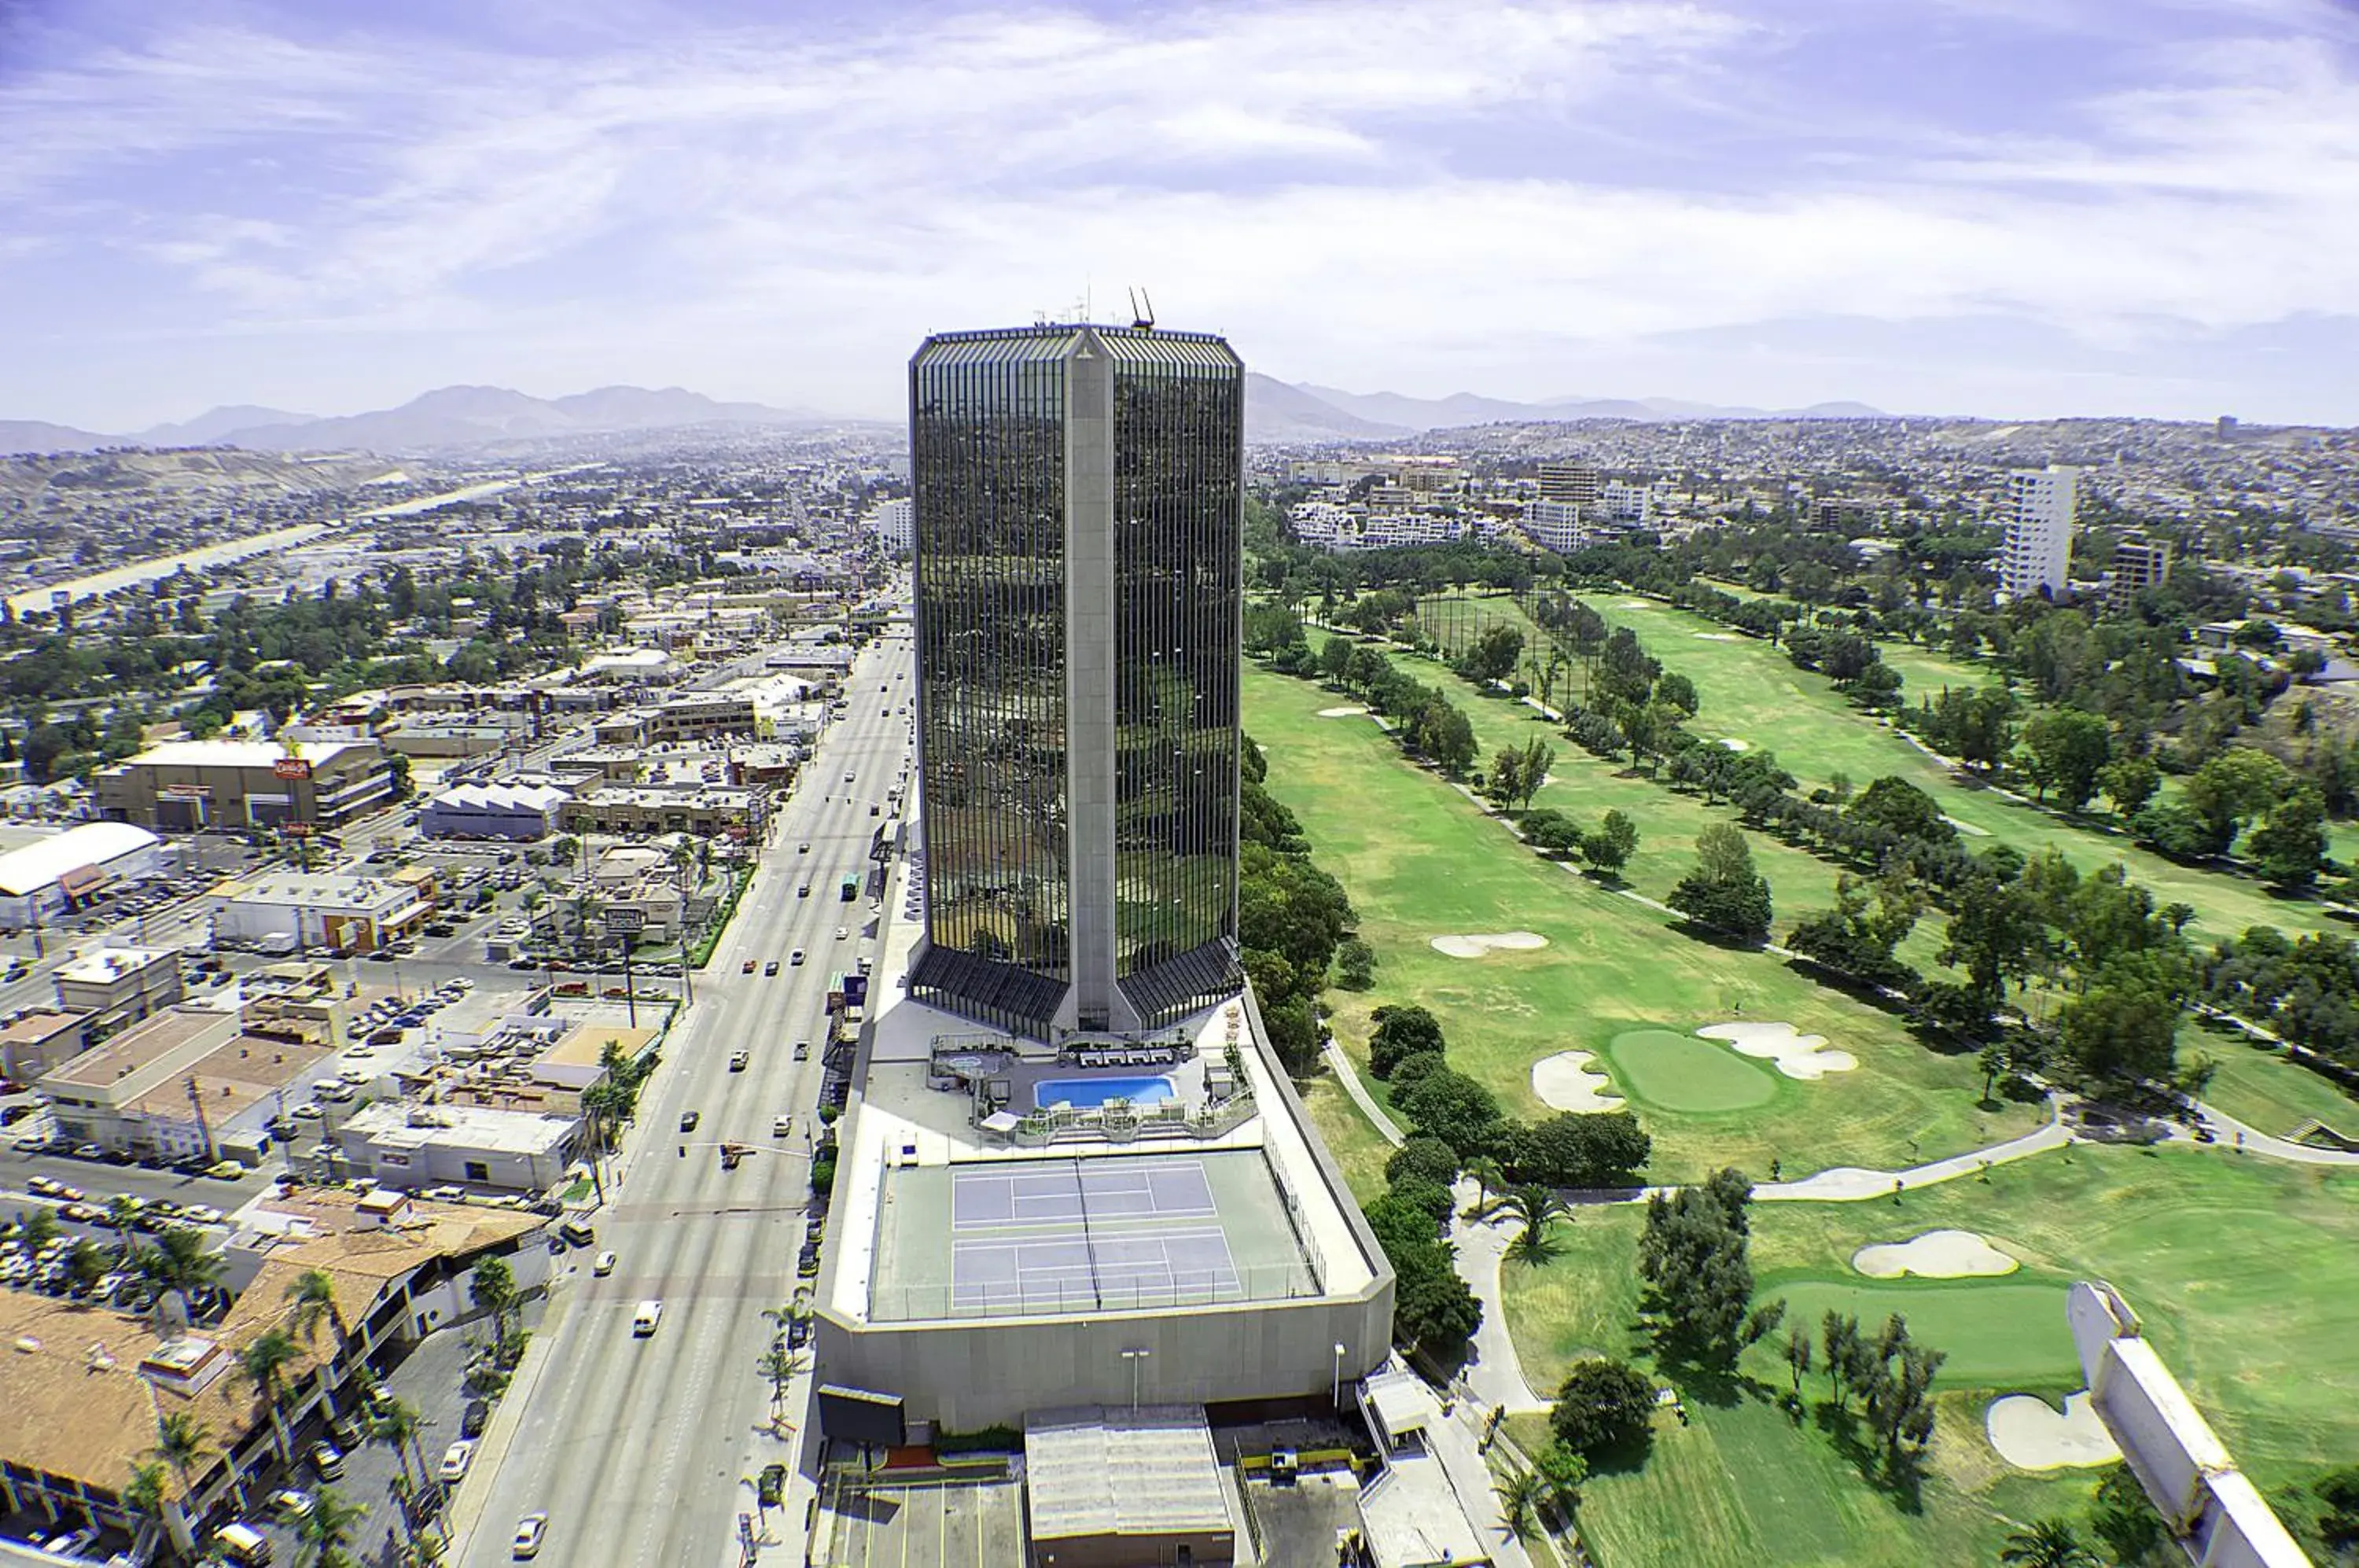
[4, 0, 2357, 429]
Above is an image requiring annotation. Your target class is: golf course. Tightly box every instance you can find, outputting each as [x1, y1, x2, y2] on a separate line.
[1243, 627, 2359, 1568]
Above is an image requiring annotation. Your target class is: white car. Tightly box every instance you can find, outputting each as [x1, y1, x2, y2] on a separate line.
[592, 1250, 616, 1277]
[270, 1488, 315, 1520]
[438, 1439, 477, 1482]
[633, 1299, 663, 1336]
[512, 1513, 549, 1559]
[834, 926, 848, 941]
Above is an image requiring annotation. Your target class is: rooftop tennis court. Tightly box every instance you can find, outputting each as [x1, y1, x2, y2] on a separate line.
[870, 1150, 1319, 1321]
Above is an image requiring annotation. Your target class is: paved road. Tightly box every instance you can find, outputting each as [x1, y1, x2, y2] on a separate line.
[454, 634, 915, 1568]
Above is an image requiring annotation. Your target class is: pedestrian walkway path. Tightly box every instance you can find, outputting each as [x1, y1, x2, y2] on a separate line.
[2183, 1100, 2359, 1166]
[1324, 1038, 1406, 1147]
[1448, 1183, 1553, 1416]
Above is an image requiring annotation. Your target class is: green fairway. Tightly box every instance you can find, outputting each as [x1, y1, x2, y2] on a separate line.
[1498, 1144, 2359, 1567]
[1423, 591, 2340, 946]
[1245, 661, 2041, 1182]
[1765, 1279, 2077, 1386]
[1606, 1028, 1778, 1113]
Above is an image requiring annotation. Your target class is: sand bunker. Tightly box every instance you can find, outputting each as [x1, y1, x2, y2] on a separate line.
[1717, 738, 1750, 752]
[1616, 600, 1654, 610]
[1698, 1021, 1858, 1080]
[1985, 1392, 2122, 1470]
[1692, 631, 1743, 642]
[1431, 931, 1551, 959]
[1853, 1230, 2019, 1279]
[1317, 705, 1369, 718]
[1532, 1051, 1626, 1113]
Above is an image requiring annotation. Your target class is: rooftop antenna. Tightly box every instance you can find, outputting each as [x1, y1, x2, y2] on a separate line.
[1129, 289, 1155, 331]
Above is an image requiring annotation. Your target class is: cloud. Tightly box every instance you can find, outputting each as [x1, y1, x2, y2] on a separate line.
[2, 0, 2357, 423]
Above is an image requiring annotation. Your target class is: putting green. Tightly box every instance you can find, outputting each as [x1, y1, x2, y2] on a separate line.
[1762, 1279, 2077, 1386]
[1605, 1029, 1778, 1113]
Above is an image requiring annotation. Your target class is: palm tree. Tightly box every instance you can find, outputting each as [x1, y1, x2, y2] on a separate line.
[150, 1410, 216, 1504]
[1492, 1466, 1545, 1540]
[137, 1225, 228, 1322]
[469, 1257, 519, 1366]
[67, 1236, 112, 1295]
[17, 1204, 60, 1253]
[104, 1194, 145, 1264]
[756, 1345, 806, 1426]
[1999, 1518, 2099, 1568]
[369, 1395, 430, 1499]
[1462, 1157, 1506, 1219]
[285, 1268, 340, 1344]
[122, 1456, 191, 1561]
[237, 1327, 304, 1470]
[290, 1484, 367, 1568]
[1501, 1184, 1571, 1266]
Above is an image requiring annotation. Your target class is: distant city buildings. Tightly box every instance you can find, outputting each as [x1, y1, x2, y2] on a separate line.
[1537, 460, 1601, 506]
[867, 495, 913, 551]
[2000, 464, 2078, 601]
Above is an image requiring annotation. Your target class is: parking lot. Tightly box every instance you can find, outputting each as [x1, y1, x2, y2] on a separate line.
[821, 1474, 1028, 1568]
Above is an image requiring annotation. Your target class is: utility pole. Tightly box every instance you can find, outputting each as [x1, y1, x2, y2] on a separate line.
[185, 1074, 215, 1165]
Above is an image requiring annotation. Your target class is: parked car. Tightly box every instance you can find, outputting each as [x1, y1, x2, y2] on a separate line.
[438, 1440, 477, 1482]
[308, 1440, 345, 1479]
[462, 1397, 491, 1438]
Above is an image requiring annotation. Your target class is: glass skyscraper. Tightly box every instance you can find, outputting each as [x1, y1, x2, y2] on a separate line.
[906, 324, 1244, 1039]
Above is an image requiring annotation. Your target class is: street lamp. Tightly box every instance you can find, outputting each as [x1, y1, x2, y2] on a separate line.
[1120, 1348, 1151, 1412]
[1332, 1342, 1349, 1409]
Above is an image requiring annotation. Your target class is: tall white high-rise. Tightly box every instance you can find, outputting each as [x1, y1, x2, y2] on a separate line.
[2000, 465, 2077, 600]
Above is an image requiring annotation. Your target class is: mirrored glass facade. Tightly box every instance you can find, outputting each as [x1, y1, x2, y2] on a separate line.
[908, 326, 1242, 1038]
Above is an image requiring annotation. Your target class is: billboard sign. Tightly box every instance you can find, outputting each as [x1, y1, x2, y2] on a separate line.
[272, 757, 312, 782]
[816, 1385, 905, 1448]
[603, 907, 646, 937]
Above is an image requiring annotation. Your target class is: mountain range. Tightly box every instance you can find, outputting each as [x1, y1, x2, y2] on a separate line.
[1242, 374, 1886, 441]
[0, 385, 833, 457]
[2, 377, 1890, 457]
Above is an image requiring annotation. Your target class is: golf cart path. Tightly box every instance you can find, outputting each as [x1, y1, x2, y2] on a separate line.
[1323, 1039, 1406, 1147]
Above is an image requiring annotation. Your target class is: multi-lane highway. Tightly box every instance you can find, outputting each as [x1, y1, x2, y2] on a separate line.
[455, 631, 915, 1568]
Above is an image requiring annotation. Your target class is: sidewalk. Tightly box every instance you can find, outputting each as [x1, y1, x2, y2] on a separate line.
[1754, 1102, 2074, 1201]
[1323, 1040, 1405, 1147]
[1448, 1185, 1552, 1416]
[443, 1282, 576, 1560]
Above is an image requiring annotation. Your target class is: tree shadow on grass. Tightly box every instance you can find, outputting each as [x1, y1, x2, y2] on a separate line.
[1806, 1400, 1930, 1515]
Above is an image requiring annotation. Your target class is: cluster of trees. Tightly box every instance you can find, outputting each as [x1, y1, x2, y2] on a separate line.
[1515, 804, 1639, 877]
[1636, 1169, 1783, 1370]
[2199, 926, 2359, 1078]
[1237, 736, 1360, 1073]
[1286, 635, 1481, 775]
[1805, 1311, 1947, 1478]
[1365, 1004, 1653, 1188]
[1483, 737, 1555, 813]
[1360, 1149, 1485, 1360]
[1667, 824, 1776, 947]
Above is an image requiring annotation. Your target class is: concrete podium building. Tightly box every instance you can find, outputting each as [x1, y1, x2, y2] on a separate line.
[906, 322, 1246, 1039]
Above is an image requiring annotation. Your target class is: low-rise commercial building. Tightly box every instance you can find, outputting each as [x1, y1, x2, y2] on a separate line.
[210, 871, 429, 953]
[330, 1100, 580, 1193]
[34, 1003, 343, 1161]
[561, 784, 763, 838]
[0, 821, 167, 927]
[418, 780, 571, 841]
[95, 738, 395, 831]
[52, 944, 185, 1036]
[0, 1007, 90, 1084]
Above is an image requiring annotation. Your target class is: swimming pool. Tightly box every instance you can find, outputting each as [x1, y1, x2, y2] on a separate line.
[1033, 1075, 1176, 1110]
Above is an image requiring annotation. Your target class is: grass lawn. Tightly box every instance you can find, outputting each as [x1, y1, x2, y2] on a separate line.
[1498, 1144, 2359, 1566]
[1246, 662, 2039, 1183]
[1296, 1076, 1394, 1206]
[1430, 591, 2341, 947]
[2190, 1025, 2359, 1139]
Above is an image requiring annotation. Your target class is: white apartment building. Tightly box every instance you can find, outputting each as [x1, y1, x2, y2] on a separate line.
[869, 497, 914, 551]
[2002, 465, 2078, 600]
